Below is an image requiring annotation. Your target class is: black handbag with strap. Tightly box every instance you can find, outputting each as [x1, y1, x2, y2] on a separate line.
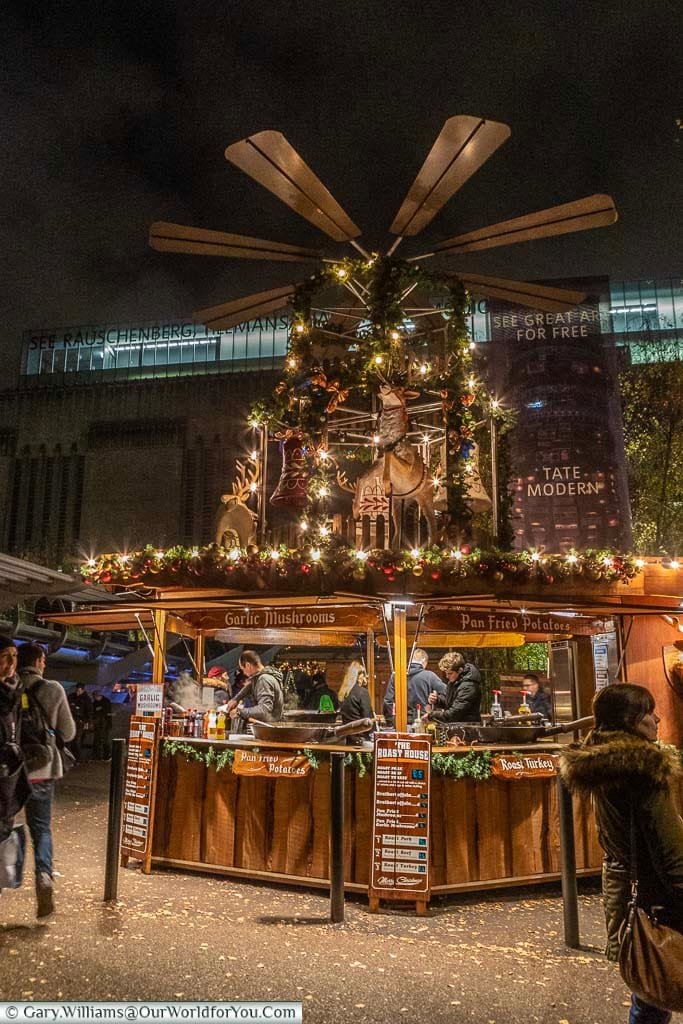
[618, 803, 683, 1012]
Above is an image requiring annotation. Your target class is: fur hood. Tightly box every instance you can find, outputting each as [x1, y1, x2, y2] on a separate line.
[559, 731, 681, 796]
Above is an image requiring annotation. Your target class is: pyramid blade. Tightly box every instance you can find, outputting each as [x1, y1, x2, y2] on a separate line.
[194, 284, 297, 330]
[458, 273, 587, 312]
[149, 222, 320, 262]
[390, 116, 511, 237]
[225, 130, 361, 242]
[433, 194, 618, 255]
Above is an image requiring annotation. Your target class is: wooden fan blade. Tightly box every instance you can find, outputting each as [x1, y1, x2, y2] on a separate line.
[457, 273, 587, 312]
[433, 194, 618, 255]
[225, 130, 361, 242]
[194, 284, 297, 330]
[149, 222, 320, 262]
[390, 116, 511, 237]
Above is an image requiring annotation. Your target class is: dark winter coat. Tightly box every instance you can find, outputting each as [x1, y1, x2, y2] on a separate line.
[235, 667, 284, 723]
[0, 674, 30, 820]
[559, 732, 683, 961]
[528, 688, 552, 721]
[69, 689, 93, 722]
[339, 683, 374, 725]
[383, 663, 446, 726]
[429, 663, 482, 723]
[304, 682, 339, 713]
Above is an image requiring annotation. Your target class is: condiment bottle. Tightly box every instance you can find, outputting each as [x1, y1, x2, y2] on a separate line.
[216, 710, 226, 741]
[207, 709, 217, 739]
[517, 690, 531, 715]
[490, 690, 504, 720]
[413, 705, 425, 734]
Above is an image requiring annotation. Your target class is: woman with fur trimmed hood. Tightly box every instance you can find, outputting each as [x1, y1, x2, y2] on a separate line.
[559, 683, 683, 1024]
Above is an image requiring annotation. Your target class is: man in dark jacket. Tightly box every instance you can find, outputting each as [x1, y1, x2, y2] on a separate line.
[68, 683, 93, 761]
[0, 639, 28, 860]
[383, 649, 446, 726]
[427, 651, 482, 723]
[92, 690, 113, 760]
[523, 673, 552, 721]
[225, 650, 284, 725]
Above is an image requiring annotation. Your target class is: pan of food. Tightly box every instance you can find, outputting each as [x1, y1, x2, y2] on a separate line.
[446, 715, 594, 746]
[283, 710, 338, 724]
[249, 717, 375, 744]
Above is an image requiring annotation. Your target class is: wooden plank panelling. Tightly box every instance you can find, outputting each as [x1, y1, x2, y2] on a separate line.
[202, 768, 238, 866]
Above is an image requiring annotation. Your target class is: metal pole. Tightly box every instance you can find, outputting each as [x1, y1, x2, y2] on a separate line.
[104, 738, 127, 902]
[259, 425, 269, 545]
[393, 605, 408, 733]
[557, 774, 580, 948]
[490, 414, 499, 544]
[329, 752, 345, 923]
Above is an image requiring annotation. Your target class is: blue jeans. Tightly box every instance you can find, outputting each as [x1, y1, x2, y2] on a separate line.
[628, 993, 672, 1024]
[24, 781, 54, 878]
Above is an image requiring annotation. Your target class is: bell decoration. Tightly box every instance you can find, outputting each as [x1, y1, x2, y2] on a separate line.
[465, 442, 493, 514]
[270, 436, 309, 509]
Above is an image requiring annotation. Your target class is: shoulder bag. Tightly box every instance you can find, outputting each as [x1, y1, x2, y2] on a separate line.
[618, 803, 683, 1011]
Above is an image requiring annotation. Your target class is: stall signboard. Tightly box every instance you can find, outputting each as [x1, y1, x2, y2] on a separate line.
[233, 749, 311, 778]
[121, 716, 159, 863]
[424, 609, 609, 636]
[370, 733, 431, 905]
[135, 684, 163, 717]
[195, 605, 380, 633]
[491, 753, 559, 780]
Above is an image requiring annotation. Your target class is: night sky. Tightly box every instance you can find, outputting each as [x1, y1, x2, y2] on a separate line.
[3, 0, 681, 380]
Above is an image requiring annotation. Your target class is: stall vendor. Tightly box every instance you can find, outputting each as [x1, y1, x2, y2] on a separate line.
[426, 651, 482, 723]
[523, 673, 552, 721]
[224, 650, 284, 725]
[383, 649, 445, 726]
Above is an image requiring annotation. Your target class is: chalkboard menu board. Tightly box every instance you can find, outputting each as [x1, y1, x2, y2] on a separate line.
[369, 733, 431, 907]
[120, 716, 159, 866]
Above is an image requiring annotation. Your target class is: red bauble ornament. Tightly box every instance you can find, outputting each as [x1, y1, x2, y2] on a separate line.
[430, 570, 441, 580]
[460, 544, 471, 555]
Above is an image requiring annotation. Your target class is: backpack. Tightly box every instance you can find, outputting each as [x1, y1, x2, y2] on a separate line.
[20, 681, 53, 773]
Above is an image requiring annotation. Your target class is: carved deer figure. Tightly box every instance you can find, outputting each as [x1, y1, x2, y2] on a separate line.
[214, 459, 259, 548]
[352, 385, 436, 548]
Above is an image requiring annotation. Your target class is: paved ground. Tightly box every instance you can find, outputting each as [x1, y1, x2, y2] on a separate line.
[0, 762, 675, 1024]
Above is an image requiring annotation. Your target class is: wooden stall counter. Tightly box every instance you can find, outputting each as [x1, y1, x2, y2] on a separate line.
[151, 734, 603, 896]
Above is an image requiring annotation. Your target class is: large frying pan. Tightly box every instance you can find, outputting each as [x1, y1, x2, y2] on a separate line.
[446, 715, 594, 745]
[249, 717, 375, 744]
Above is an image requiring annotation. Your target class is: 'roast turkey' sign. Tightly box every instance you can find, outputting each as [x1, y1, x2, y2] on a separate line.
[491, 754, 559, 780]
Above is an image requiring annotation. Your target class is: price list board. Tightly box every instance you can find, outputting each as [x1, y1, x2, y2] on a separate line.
[369, 733, 431, 909]
[120, 715, 160, 869]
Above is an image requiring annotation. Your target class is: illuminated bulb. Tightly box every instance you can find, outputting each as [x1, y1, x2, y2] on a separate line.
[319, 525, 330, 537]
[190, 547, 199, 558]
[410, 548, 421, 559]
[287, 357, 297, 369]
[491, 398, 500, 410]
[155, 550, 164, 560]
[451, 549, 463, 560]
[635, 558, 645, 568]
[249, 450, 258, 461]
[469, 341, 476, 350]
[318, 449, 329, 461]
[310, 548, 321, 562]
[249, 482, 258, 493]
[520, 607, 527, 615]
[300, 520, 309, 531]
[603, 556, 613, 567]
[372, 434, 380, 444]
[419, 363, 429, 375]
[356, 550, 368, 561]
[270, 549, 280, 560]
[229, 548, 241, 561]
[119, 554, 130, 564]
[374, 355, 383, 365]
[670, 560, 680, 570]
[294, 323, 305, 334]
[422, 434, 430, 444]
[566, 554, 578, 564]
[465, 463, 474, 474]
[432, 477, 440, 487]
[318, 486, 330, 498]
[468, 377, 476, 389]
[248, 418, 259, 429]
[87, 558, 96, 568]
[390, 330, 400, 341]
[336, 267, 347, 279]
[530, 552, 540, 562]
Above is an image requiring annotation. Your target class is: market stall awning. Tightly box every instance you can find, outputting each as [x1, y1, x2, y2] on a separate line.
[0, 553, 78, 610]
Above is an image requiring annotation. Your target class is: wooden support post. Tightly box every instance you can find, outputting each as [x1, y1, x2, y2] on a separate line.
[366, 628, 376, 714]
[393, 605, 408, 733]
[195, 630, 206, 682]
[151, 609, 167, 687]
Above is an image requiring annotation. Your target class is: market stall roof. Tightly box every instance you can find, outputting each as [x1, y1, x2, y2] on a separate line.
[0, 553, 118, 610]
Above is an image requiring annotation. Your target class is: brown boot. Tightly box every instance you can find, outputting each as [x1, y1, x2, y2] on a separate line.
[36, 871, 54, 918]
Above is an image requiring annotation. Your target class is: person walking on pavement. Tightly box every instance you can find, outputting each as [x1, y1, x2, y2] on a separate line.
[68, 683, 92, 761]
[383, 649, 446, 727]
[559, 683, 683, 1024]
[0, 639, 29, 859]
[16, 642, 75, 917]
[91, 690, 112, 760]
[425, 651, 483, 724]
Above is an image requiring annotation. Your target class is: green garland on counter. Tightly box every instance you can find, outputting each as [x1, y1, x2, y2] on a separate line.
[162, 739, 234, 773]
[431, 749, 493, 780]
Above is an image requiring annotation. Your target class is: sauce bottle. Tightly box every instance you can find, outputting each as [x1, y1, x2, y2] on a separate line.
[207, 709, 217, 739]
[517, 690, 531, 716]
[216, 710, 226, 741]
[490, 690, 504, 721]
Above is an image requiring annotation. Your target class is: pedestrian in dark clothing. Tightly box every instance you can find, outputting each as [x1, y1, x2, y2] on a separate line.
[304, 671, 339, 713]
[0, 639, 28, 862]
[68, 684, 92, 761]
[17, 642, 76, 917]
[523, 673, 552, 721]
[426, 651, 482, 724]
[339, 661, 375, 726]
[559, 683, 683, 1024]
[383, 649, 446, 726]
[91, 690, 112, 760]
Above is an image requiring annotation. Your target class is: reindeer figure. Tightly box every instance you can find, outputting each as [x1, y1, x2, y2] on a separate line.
[214, 459, 259, 548]
[352, 386, 436, 549]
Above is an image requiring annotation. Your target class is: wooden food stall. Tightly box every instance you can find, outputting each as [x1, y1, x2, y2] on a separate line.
[49, 561, 683, 904]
